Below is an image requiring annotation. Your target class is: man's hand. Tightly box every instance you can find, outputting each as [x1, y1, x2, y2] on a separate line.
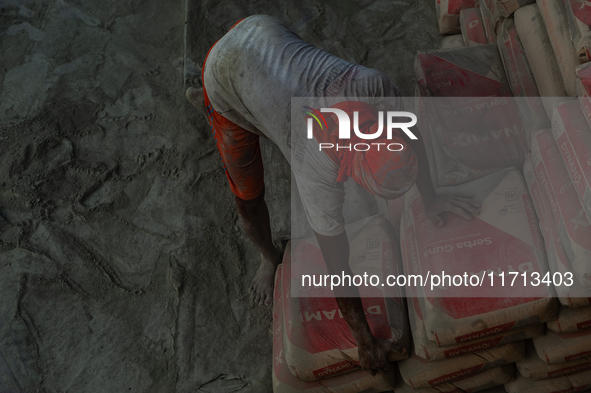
[315, 231, 406, 376]
[358, 337, 406, 376]
[423, 192, 481, 227]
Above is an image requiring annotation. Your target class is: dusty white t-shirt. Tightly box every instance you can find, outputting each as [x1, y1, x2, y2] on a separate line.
[204, 15, 401, 236]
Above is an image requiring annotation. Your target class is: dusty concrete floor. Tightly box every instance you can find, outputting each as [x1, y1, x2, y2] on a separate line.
[0, 0, 439, 391]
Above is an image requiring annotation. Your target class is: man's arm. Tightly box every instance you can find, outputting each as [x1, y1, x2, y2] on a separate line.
[314, 230, 405, 375]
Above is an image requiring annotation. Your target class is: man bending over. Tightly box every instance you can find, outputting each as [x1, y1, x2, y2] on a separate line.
[186, 15, 480, 374]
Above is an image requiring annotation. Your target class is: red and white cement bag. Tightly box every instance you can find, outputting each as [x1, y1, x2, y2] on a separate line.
[400, 168, 558, 347]
[576, 62, 591, 125]
[505, 370, 591, 393]
[460, 8, 488, 46]
[414, 89, 440, 189]
[437, 0, 479, 34]
[534, 329, 591, 364]
[495, 0, 534, 18]
[272, 264, 396, 393]
[517, 339, 591, 380]
[387, 197, 404, 238]
[569, 370, 591, 390]
[552, 98, 591, 223]
[497, 18, 549, 144]
[577, 63, 591, 142]
[514, 4, 568, 117]
[523, 156, 591, 308]
[441, 35, 466, 49]
[564, 0, 591, 63]
[537, 0, 579, 97]
[283, 215, 410, 381]
[395, 365, 514, 392]
[415, 45, 528, 186]
[547, 305, 591, 333]
[406, 250, 544, 361]
[531, 129, 591, 287]
[480, 0, 503, 42]
[398, 341, 523, 389]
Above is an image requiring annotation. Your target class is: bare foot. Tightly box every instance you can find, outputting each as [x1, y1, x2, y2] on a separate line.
[185, 86, 207, 117]
[249, 252, 281, 307]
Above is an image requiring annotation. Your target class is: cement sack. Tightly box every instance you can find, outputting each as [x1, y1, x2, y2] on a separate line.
[531, 129, 591, 287]
[460, 8, 488, 46]
[398, 341, 523, 389]
[409, 295, 543, 361]
[283, 215, 410, 381]
[414, 88, 440, 189]
[506, 370, 591, 393]
[537, 0, 579, 97]
[495, 0, 534, 18]
[547, 305, 591, 333]
[437, 0, 480, 34]
[517, 339, 591, 380]
[272, 264, 396, 393]
[576, 62, 591, 126]
[569, 370, 591, 390]
[441, 34, 466, 49]
[406, 256, 544, 361]
[553, 95, 591, 222]
[415, 45, 528, 186]
[400, 168, 558, 347]
[523, 156, 591, 308]
[564, 0, 591, 63]
[497, 18, 549, 145]
[534, 329, 591, 364]
[515, 4, 569, 117]
[395, 365, 514, 392]
[387, 197, 404, 238]
[480, 0, 503, 42]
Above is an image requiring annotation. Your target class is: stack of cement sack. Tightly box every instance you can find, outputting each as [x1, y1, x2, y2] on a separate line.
[434, 0, 591, 106]
[505, 338, 591, 391]
[523, 105, 591, 299]
[388, 2, 591, 391]
[272, 216, 409, 392]
[514, 111, 591, 391]
[438, 0, 587, 116]
[425, 0, 591, 182]
[396, 168, 558, 392]
[415, 44, 529, 186]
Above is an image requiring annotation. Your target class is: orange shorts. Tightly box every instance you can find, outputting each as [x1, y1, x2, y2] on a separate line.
[201, 20, 264, 201]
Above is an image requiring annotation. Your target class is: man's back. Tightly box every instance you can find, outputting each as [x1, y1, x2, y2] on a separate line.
[203, 15, 398, 161]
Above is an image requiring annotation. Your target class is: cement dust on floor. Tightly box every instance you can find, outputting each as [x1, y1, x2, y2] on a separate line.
[0, 0, 438, 391]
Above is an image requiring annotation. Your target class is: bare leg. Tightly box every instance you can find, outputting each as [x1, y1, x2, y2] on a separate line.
[187, 86, 279, 305]
[235, 189, 281, 306]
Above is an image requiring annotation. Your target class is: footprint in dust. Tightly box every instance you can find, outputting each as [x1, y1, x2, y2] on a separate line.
[161, 168, 186, 181]
[143, 67, 160, 77]
[19, 142, 37, 172]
